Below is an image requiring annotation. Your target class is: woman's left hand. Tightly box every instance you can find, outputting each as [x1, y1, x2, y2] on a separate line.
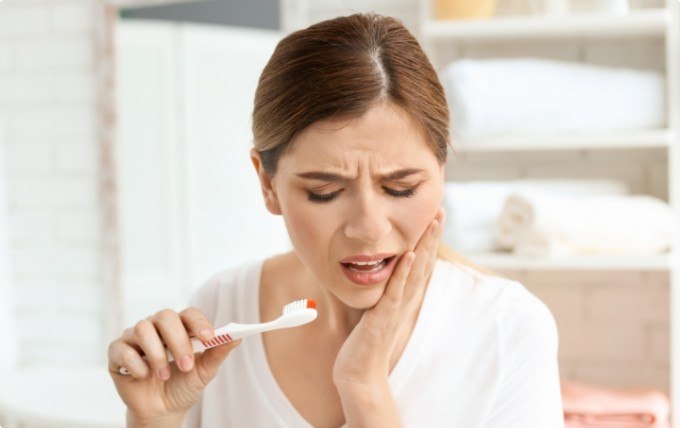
[332, 207, 446, 390]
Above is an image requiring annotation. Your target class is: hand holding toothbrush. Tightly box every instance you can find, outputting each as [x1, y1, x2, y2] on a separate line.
[108, 300, 316, 427]
[107, 307, 239, 426]
[332, 208, 446, 426]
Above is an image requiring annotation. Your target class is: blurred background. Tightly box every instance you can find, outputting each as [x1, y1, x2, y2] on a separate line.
[0, 0, 678, 427]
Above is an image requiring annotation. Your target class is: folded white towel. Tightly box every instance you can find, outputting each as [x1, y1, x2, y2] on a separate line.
[496, 190, 677, 256]
[442, 179, 629, 252]
[442, 58, 666, 139]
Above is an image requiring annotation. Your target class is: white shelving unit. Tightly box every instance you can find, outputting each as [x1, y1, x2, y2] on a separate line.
[417, 0, 680, 424]
[455, 128, 673, 152]
[464, 252, 673, 271]
[421, 7, 669, 39]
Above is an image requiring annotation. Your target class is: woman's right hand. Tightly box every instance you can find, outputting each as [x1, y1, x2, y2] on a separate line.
[108, 307, 240, 426]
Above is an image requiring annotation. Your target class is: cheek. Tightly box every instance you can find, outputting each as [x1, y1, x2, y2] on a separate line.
[281, 201, 330, 256]
[402, 188, 444, 247]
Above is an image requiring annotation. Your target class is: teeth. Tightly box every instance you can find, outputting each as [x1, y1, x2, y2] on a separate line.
[345, 258, 389, 272]
[350, 259, 384, 266]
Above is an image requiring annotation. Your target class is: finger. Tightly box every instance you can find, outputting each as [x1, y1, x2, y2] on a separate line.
[194, 339, 241, 385]
[108, 340, 150, 379]
[153, 309, 195, 373]
[421, 208, 446, 279]
[132, 318, 172, 381]
[377, 251, 416, 311]
[406, 217, 439, 282]
[403, 208, 445, 301]
[179, 307, 215, 343]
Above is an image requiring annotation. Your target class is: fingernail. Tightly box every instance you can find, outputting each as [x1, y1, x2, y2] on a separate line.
[199, 328, 212, 340]
[158, 365, 170, 381]
[180, 355, 193, 371]
[431, 220, 439, 236]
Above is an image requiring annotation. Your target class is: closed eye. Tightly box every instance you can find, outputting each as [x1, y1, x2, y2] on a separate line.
[384, 187, 416, 198]
[307, 186, 418, 203]
[307, 190, 340, 203]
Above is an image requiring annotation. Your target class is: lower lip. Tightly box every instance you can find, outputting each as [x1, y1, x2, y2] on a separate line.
[340, 256, 397, 286]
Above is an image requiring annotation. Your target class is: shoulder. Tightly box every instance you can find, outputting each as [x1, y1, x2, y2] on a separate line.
[435, 257, 558, 350]
[187, 258, 264, 322]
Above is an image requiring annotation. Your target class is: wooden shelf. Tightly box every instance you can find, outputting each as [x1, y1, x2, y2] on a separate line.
[453, 129, 673, 152]
[422, 9, 668, 41]
[462, 251, 673, 271]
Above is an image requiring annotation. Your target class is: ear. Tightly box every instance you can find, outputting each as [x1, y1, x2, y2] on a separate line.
[250, 148, 282, 215]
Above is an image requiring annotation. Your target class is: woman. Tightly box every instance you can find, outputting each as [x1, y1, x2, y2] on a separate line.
[108, 13, 564, 427]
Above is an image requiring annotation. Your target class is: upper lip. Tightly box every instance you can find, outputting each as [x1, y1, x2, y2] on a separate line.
[340, 253, 395, 264]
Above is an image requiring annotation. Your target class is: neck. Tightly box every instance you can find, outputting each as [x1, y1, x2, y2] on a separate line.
[288, 252, 365, 336]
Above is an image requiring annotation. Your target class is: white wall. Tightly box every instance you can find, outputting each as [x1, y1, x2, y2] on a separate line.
[0, 126, 19, 371]
[0, 0, 105, 365]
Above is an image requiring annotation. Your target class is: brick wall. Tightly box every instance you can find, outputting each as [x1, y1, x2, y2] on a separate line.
[0, 0, 105, 365]
[505, 269, 670, 395]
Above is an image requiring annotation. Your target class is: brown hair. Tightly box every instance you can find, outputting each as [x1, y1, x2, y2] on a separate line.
[251, 12, 450, 176]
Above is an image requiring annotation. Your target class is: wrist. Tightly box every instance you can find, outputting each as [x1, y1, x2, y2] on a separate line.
[335, 379, 402, 428]
[334, 376, 390, 401]
[127, 410, 186, 428]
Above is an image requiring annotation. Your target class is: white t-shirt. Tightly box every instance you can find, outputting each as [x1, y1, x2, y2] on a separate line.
[183, 257, 564, 427]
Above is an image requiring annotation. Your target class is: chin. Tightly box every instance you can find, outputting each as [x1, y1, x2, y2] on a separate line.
[334, 284, 386, 310]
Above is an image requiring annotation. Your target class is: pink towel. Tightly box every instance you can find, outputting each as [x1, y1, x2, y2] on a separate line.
[562, 379, 670, 428]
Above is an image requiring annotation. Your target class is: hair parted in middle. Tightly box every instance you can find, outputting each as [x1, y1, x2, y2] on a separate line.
[251, 13, 451, 177]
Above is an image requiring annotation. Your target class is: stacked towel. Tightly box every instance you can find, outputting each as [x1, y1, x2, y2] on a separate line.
[442, 179, 629, 252]
[441, 58, 666, 139]
[562, 379, 670, 428]
[496, 190, 677, 256]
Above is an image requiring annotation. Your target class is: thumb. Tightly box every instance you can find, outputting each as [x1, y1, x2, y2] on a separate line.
[194, 340, 241, 383]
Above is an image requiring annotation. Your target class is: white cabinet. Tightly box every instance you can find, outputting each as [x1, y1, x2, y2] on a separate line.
[116, 21, 291, 327]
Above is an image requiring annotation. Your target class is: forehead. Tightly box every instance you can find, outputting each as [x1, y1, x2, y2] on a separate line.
[282, 103, 435, 170]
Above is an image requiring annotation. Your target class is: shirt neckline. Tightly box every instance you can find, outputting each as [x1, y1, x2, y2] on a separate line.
[242, 257, 449, 426]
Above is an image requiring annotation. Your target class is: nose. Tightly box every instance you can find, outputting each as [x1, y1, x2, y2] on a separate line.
[343, 193, 392, 245]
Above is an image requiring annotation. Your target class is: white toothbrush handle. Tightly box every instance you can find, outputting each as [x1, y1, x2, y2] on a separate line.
[119, 321, 275, 374]
[165, 321, 273, 362]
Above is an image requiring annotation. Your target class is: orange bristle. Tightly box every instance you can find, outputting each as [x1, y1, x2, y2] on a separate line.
[307, 299, 317, 309]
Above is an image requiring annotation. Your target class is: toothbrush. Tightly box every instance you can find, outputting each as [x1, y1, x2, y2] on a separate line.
[119, 298, 317, 375]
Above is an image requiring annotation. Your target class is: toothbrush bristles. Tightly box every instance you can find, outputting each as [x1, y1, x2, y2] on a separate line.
[282, 298, 317, 315]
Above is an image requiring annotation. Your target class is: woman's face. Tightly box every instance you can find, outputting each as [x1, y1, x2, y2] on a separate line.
[258, 102, 445, 309]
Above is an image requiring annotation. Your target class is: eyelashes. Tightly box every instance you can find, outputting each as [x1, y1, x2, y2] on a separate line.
[307, 187, 418, 203]
[307, 191, 338, 203]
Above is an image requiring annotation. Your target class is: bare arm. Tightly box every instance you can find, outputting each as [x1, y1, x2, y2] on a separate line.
[337, 381, 402, 428]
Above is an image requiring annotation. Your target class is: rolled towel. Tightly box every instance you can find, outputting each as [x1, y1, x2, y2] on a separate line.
[441, 58, 666, 139]
[442, 179, 629, 252]
[496, 190, 677, 256]
[562, 379, 670, 428]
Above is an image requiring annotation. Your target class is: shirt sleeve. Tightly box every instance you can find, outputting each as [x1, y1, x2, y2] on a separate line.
[483, 282, 565, 428]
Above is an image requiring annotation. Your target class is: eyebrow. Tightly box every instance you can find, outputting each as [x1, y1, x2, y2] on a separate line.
[296, 168, 425, 182]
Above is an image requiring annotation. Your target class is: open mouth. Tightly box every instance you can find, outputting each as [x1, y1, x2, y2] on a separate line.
[339, 255, 399, 286]
[341, 256, 396, 272]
